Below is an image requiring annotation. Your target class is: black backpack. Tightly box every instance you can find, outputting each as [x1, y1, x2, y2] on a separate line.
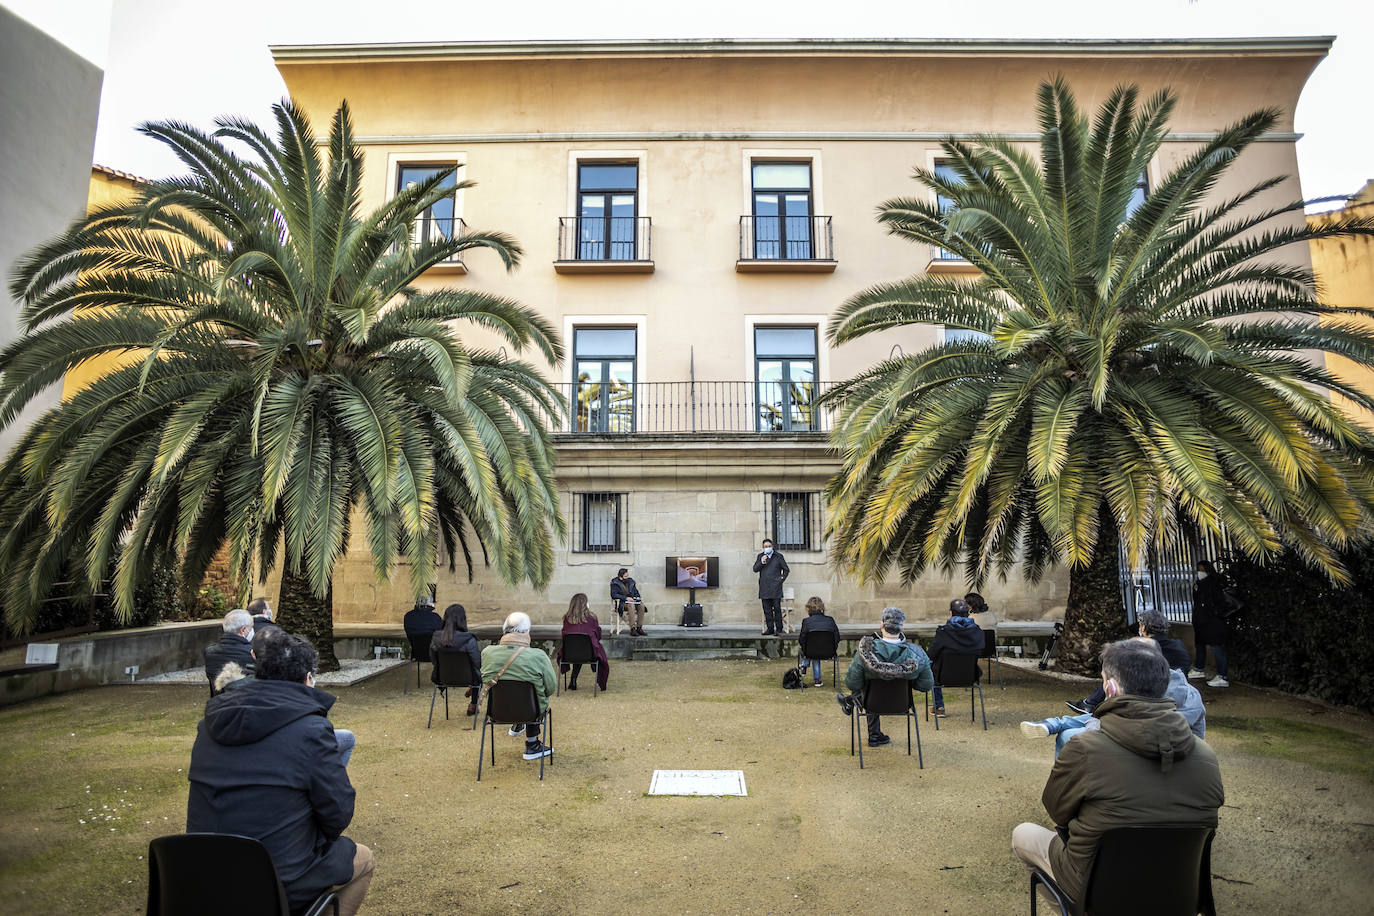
[782, 667, 803, 689]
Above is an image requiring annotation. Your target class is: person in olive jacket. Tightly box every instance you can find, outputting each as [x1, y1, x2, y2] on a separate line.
[752, 538, 790, 635]
[1012, 638, 1224, 906]
[187, 632, 373, 916]
[482, 612, 559, 760]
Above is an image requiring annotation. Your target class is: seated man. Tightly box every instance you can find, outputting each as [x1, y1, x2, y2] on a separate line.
[402, 594, 442, 641]
[203, 609, 255, 688]
[611, 567, 645, 636]
[246, 596, 280, 634]
[1067, 608, 1189, 714]
[1011, 638, 1224, 907]
[836, 607, 933, 747]
[927, 597, 984, 716]
[1022, 637, 1207, 755]
[187, 632, 372, 916]
[481, 611, 558, 760]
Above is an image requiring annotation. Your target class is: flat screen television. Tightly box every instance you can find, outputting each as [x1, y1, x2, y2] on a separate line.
[664, 556, 720, 589]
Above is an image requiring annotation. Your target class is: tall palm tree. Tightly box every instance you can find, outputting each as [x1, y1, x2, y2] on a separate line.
[823, 78, 1374, 673]
[1, 101, 564, 668]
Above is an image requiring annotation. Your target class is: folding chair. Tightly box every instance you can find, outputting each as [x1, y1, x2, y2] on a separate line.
[403, 632, 432, 695]
[1030, 824, 1217, 916]
[980, 627, 1004, 689]
[849, 677, 923, 769]
[797, 629, 840, 686]
[558, 633, 600, 696]
[428, 647, 481, 729]
[477, 680, 554, 781]
[928, 652, 987, 730]
[147, 833, 338, 916]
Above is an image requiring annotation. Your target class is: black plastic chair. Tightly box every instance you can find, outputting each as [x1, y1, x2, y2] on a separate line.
[428, 647, 481, 729]
[404, 632, 433, 695]
[929, 652, 987, 730]
[558, 633, 599, 697]
[980, 627, 1004, 689]
[1030, 824, 1217, 916]
[477, 679, 553, 781]
[797, 629, 840, 685]
[147, 833, 338, 916]
[849, 677, 923, 769]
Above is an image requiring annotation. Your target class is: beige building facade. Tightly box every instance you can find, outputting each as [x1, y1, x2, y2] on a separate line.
[1310, 179, 1374, 429]
[269, 37, 1329, 627]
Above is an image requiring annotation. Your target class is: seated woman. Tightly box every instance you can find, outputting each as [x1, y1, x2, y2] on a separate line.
[796, 596, 840, 687]
[430, 604, 482, 716]
[557, 593, 610, 691]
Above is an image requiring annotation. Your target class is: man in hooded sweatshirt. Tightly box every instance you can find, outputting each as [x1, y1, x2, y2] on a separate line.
[927, 597, 984, 717]
[1011, 638, 1224, 907]
[187, 632, 373, 916]
[837, 607, 934, 747]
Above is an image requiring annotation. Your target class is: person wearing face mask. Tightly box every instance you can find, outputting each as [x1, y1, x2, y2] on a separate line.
[1011, 638, 1223, 908]
[1188, 559, 1230, 687]
[752, 538, 790, 636]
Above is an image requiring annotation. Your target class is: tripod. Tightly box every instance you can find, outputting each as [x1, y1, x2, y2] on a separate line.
[1038, 622, 1064, 671]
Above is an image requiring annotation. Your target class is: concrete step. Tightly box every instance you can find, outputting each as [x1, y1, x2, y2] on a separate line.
[632, 647, 761, 661]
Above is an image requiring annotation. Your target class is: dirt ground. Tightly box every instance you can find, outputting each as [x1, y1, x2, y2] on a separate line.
[1, 658, 1372, 915]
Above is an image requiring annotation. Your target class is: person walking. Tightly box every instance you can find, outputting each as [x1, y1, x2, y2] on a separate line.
[1189, 559, 1231, 688]
[752, 538, 790, 636]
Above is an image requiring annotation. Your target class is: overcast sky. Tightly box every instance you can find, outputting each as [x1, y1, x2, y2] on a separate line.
[10, 0, 1373, 208]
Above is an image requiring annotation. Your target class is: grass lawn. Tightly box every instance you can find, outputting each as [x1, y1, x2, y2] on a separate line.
[2, 659, 1373, 914]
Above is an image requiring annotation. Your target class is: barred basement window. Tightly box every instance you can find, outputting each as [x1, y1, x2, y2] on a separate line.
[574, 492, 626, 552]
[769, 491, 820, 551]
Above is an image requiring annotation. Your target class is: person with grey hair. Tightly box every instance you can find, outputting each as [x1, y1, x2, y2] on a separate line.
[1011, 638, 1224, 907]
[480, 611, 559, 760]
[1066, 608, 1192, 715]
[836, 607, 933, 747]
[203, 609, 255, 691]
[402, 592, 442, 640]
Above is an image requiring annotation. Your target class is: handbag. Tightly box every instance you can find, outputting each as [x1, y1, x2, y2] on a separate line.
[476, 646, 525, 712]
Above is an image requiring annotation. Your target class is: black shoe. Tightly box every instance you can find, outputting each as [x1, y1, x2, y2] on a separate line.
[836, 693, 856, 716]
[567, 681, 578, 691]
[523, 742, 553, 760]
[868, 734, 891, 747]
[1065, 699, 1091, 715]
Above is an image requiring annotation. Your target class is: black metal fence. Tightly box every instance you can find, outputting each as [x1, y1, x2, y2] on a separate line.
[739, 215, 834, 261]
[557, 216, 652, 262]
[547, 380, 836, 434]
[1118, 528, 1235, 625]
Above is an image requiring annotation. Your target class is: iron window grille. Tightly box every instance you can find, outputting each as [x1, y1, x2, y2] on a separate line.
[574, 492, 626, 553]
[769, 492, 820, 551]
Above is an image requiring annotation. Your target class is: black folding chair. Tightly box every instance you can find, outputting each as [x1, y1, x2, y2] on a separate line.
[1030, 824, 1217, 916]
[477, 679, 553, 781]
[428, 647, 481, 729]
[849, 677, 923, 769]
[797, 629, 840, 685]
[928, 652, 987, 730]
[980, 627, 1004, 689]
[147, 833, 338, 916]
[404, 632, 433, 695]
[558, 633, 600, 696]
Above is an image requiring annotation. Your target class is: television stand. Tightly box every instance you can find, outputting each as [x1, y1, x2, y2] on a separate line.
[680, 588, 705, 627]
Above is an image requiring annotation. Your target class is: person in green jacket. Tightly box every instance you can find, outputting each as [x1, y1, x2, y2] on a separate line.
[836, 607, 933, 747]
[481, 611, 558, 761]
[1012, 638, 1224, 906]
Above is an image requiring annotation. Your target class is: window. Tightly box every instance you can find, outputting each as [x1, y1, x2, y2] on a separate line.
[752, 162, 813, 259]
[944, 327, 992, 346]
[770, 492, 820, 551]
[755, 326, 817, 432]
[397, 164, 459, 247]
[578, 163, 639, 260]
[574, 493, 626, 552]
[933, 159, 962, 260]
[1126, 172, 1148, 218]
[573, 327, 636, 433]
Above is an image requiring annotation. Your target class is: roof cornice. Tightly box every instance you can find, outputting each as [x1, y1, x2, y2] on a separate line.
[270, 36, 1336, 64]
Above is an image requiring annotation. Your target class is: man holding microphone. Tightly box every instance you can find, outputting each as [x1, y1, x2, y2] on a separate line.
[753, 538, 790, 636]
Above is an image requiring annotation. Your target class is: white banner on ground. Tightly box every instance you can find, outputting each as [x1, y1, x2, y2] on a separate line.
[648, 770, 747, 797]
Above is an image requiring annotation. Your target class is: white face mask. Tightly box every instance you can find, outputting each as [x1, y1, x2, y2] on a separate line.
[1196, 570, 1207, 580]
[763, 546, 773, 556]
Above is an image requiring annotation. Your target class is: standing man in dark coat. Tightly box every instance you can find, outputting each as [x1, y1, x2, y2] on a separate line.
[1189, 559, 1231, 688]
[188, 632, 373, 916]
[203, 609, 256, 689]
[752, 538, 790, 636]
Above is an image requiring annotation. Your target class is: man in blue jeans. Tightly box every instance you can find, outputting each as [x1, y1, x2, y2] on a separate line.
[927, 598, 983, 716]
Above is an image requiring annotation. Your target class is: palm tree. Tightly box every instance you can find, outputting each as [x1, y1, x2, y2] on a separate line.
[822, 78, 1374, 674]
[1, 101, 564, 668]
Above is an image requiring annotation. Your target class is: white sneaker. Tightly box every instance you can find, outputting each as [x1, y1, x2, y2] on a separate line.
[1186, 668, 1207, 680]
[1206, 676, 1229, 688]
[508, 725, 525, 737]
[1020, 721, 1051, 739]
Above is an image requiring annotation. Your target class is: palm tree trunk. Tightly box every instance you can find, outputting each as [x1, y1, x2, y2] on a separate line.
[277, 567, 340, 673]
[1056, 505, 1128, 676]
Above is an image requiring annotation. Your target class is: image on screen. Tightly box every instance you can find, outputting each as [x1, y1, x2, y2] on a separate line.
[676, 557, 710, 588]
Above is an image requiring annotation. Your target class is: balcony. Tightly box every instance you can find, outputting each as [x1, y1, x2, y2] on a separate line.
[736, 215, 836, 273]
[547, 380, 835, 435]
[554, 216, 653, 273]
[926, 244, 979, 275]
[396, 216, 468, 274]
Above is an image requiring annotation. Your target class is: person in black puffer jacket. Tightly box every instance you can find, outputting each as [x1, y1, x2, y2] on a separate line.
[430, 603, 483, 715]
[187, 632, 373, 916]
[927, 598, 984, 716]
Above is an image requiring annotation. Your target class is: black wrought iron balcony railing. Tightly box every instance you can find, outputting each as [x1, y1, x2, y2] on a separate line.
[547, 380, 836, 435]
[738, 215, 834, 261]
[394, 216, 468, 266]
[557, 216, 652, 262]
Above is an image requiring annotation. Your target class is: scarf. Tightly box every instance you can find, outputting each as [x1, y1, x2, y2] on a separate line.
[499, 631, 531, 647]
